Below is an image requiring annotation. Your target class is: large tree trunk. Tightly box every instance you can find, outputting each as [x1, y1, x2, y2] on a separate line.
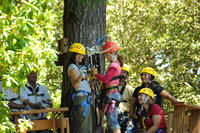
[61, 0, 106, 109]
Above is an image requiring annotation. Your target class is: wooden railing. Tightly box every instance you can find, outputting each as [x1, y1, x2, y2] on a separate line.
[9, 103, 200, 133]
[9, 107, 69, 133]
[165, 103, 200, 133]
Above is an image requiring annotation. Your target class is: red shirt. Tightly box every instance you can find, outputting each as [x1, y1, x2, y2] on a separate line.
[143, 104, 167, 130]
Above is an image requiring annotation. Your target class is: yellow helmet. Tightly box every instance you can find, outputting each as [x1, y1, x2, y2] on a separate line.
[121, 64, 130, 73]
[140, 67, 157, 77]
[69, 43, 86, 55]
[139, 88, 154, 100]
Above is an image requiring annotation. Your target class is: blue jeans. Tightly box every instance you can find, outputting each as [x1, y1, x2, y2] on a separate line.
[106, 92, 121, 131]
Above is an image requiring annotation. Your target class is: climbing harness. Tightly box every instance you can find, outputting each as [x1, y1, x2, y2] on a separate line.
[72, 90, 92, 117]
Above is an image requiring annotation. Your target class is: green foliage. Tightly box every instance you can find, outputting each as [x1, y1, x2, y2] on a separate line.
[18, 118, 33, 132]
[0, 0, 63, 131]
[107, 0, 200, 111]
[0, 92, 16, 132]
[0, 0, 63, 90]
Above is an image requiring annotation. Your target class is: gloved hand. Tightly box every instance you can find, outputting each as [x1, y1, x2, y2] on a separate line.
[90, 67, 98, 77]
[126, 118, 134, 132]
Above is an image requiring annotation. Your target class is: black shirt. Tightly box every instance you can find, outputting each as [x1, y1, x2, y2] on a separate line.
[132, 82, 164, 107]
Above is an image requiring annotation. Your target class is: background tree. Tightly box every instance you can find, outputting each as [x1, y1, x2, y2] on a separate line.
[107, 0, 200, 111]
[61, 0, 106, 108]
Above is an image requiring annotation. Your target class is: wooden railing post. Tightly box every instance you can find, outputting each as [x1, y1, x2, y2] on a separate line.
[173, 104, 186, 133]
[172, 103, 200, 133]
[189, 110, 200, 133]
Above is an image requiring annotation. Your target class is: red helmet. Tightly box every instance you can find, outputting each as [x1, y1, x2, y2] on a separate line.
[103, 41, 120, 54]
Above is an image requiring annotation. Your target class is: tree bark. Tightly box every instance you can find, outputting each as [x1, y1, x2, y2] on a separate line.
[61, 0, 106, 109]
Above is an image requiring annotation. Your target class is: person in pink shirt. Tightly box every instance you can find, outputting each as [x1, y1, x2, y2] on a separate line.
[95, 41, 124, 133]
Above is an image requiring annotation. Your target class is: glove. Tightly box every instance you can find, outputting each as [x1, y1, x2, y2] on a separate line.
[126, 119, 134, 131]
[90, 67, 98, 77]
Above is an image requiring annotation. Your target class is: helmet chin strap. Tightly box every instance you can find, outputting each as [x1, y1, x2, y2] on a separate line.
[109, 52, 118, 61]
[140, 94, 149, 113]
[142, 94, 148, 104]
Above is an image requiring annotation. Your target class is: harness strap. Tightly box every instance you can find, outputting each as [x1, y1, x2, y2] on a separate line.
[110, 75, 122, 81]
[5, 97, 19, 101]
[26, 84, 44, 97]
[28, 93, 44, 96]
[141, 116, 146, 130]
[106, 86, 119, 94]
[120, 84, 126, 95]
[25, 84, 39, 93]
[72, 90, 92, 117]
[103, 99, 120, 113]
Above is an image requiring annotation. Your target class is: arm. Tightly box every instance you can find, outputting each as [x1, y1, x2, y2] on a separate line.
[68, 69, 83, 89]
[23, 99, 41, 109]
[146, 115, 160, 133]
[159, 90, 179, 103]
[129, 96, 136, 118]
[8, 101, 25, 109]
[96, 67, 116, 84]
[20, 86, 41, 109]
[46, 99, 53, 108]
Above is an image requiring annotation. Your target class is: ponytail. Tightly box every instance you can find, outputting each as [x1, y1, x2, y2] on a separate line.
[117, 55, 124, 67]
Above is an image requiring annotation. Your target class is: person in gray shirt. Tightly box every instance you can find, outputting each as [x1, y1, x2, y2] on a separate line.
[67, 43, 95, 133]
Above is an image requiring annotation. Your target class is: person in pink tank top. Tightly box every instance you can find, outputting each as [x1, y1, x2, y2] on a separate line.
[95, 41, 124, 133]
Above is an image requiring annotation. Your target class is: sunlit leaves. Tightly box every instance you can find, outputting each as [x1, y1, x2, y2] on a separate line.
[107, 0, 200, 108]
[0, 0, 63, 88]
[0, 0, 63, 131]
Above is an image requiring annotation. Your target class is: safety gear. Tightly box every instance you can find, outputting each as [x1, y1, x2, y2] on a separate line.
[140, 67, 157, 77]
[139, 88, 154, 100]
[102, 41, 120, 54]
[109, 100, 116, 113]
[31, 67, 38, 73]
[69, 43, 86, 55]
[122, 64, 130, 73]
[72, 90, 92, 117]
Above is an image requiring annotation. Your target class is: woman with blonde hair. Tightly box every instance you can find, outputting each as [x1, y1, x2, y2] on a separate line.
[137, 88, 167, 133]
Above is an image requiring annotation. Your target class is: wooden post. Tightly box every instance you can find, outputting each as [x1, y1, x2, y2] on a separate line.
[58, 38, 68, 53]
[60, 111, 64, 133]
[14, 114, 19, 132]
[172, 103, 200, 133]
[52, 111, 56, 133]
[166, 112, 173, 133]
[189, 110, 200, 133]
[173, 104, 186, 133]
